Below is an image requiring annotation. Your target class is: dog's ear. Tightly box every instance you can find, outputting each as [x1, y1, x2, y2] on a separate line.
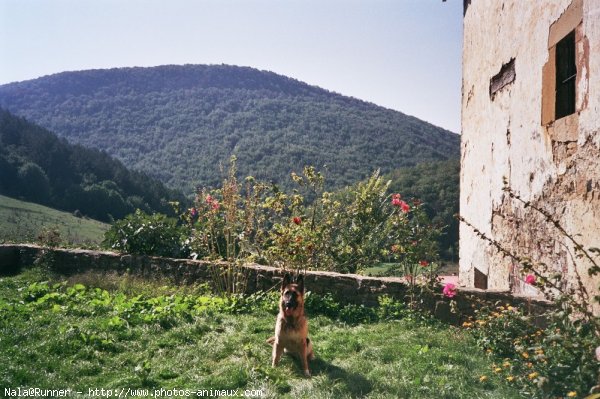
[281, 273, 291, 291]
[296, 274, 304, 293]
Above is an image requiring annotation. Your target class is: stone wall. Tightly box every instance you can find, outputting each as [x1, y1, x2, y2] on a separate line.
[0, 244, 553, 323]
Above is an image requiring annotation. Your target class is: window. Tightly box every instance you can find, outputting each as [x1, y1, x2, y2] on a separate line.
[541, 0, 583, 127]
[555, 31, 576, 119]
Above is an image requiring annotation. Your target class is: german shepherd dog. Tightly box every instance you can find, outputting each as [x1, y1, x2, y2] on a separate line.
[268, 273, 314, 377]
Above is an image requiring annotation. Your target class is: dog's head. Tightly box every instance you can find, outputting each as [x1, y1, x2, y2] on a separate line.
[280, 273, 305, 317]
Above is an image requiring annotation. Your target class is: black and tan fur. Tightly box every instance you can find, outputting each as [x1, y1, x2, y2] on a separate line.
[268, 273, 314, 377]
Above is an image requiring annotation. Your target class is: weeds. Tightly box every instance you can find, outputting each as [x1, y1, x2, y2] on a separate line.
[0, 269, 523, 398]
[459, 180, 600, 397]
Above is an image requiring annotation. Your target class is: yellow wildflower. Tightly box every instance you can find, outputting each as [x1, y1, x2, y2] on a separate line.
[479, 375, 488, 382]
[486, 349, 493, 354]
[522, 351, 529, 359]
[493, 367, 502, 373]
[528, 372, 538, 380]
[566, 391, 577, 397]
[503, 361, 511, 368]
[506, 376, 515, 382]
[462, 322, 473, 328]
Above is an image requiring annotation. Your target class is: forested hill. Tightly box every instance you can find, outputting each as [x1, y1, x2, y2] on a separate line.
[0, 64, 460, 193]
[0, 109, 185, 222]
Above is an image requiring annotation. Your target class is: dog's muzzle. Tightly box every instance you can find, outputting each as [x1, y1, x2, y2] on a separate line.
[283, 295, 297, 316]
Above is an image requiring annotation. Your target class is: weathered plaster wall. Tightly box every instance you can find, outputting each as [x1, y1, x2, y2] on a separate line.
[460, 0, 600, 307]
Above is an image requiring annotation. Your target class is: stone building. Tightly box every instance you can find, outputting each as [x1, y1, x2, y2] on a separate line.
[459, 0, 600, 306]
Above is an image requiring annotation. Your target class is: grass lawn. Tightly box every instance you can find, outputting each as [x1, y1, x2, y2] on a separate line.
[364, 262, 458, 277]
[0, 268, 524, 398]
[0, 194, 109, 246]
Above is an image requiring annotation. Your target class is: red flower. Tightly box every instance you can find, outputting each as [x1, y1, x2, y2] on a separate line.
[206, 194, 214, 204]
[211, 201, 220, 210]
[293, 217, 302, 225]
[400, 201, 410, 213]
[419, 260, 429, 267]
[525, 274, 536, 285]
[391, 193, 402, 206]
[443, 283, 457, 298]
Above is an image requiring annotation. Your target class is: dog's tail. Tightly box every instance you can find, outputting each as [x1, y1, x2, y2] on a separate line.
[266, 336, 275, 346]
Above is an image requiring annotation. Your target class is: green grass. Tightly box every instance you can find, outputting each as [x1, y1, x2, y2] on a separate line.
[0, 195, 109, 246]
[364, 262, 459, 277]
[363, 263, 396, 277]
[0, 268, 524, 398]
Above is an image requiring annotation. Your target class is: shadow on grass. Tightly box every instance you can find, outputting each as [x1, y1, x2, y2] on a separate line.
[309, 357, 373, 397]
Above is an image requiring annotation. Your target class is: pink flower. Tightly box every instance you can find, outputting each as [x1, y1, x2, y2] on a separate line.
[419, 260, 429, 267]
[293, 217, 302, 225]
[443, 283, 457, 298]
[525, 274, 536, 285]
[189, 207, 198, 218]
[205, 194, 219, 210]
[391, 244, 400, 253]
[391, 193, 402, 206]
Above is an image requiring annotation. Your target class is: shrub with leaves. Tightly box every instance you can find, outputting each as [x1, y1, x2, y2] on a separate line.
[464, 302, 599, 398]
[103, 209, 189, 258]
[182, 161, 442, 278]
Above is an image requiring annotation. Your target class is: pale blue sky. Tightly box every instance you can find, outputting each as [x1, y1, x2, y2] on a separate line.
[0, 0, 463, 132]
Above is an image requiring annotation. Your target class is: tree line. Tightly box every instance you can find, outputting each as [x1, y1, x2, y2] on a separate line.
[0, 109, 186, 222]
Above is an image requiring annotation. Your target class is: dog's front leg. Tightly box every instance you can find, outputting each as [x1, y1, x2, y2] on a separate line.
[301, 340, 311, 377]
[272, 341, 284, 367]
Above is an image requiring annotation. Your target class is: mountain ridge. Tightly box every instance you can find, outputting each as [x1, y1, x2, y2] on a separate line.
[0, 64, 459, 194]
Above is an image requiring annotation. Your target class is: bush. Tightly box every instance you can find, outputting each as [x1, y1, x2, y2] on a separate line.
[184, 160, 441, 277]
[465, 303, 599, 398]
[102, 209, 189, 258]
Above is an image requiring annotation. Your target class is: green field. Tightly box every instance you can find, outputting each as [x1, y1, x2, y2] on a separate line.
[364, 262, 459, 277]
[0, 195, 109, 246]
[0, 268, 523, 398]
